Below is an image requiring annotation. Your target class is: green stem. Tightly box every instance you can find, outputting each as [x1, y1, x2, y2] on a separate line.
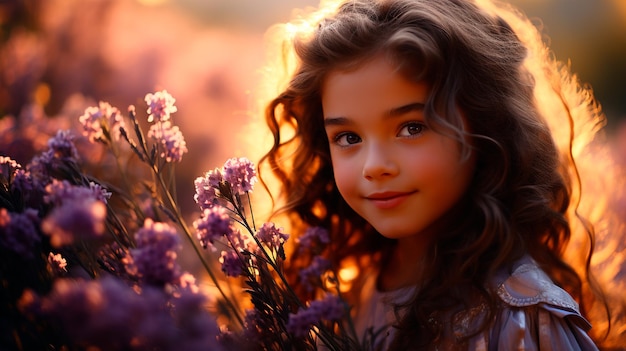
[129, 109, 242, 325]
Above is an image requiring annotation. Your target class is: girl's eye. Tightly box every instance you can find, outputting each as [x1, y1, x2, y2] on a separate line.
[398, 122, 426, 137]
[334, 132, 362, 147]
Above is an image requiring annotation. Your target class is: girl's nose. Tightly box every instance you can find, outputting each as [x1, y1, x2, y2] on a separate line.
[362, 144, 399, 180]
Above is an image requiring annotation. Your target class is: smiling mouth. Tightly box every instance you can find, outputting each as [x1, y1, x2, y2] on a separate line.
[365, 191, 416, 209]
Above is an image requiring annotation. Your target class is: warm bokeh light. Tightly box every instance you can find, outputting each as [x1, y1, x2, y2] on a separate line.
[610, 0, 626, 29]
[137, 0, 169, 5]
[338, 266, 358, 285]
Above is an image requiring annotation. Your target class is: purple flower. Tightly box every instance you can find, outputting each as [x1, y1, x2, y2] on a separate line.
[229, 228, 257, 254]
[127, 248, 180, 286]
[37, 277, 212, 350]
[11, 169, 33, 192]
[243, 309, 263, 342]
[255, 222, 289, 251]
[178, 272, 200, 294]
[79, 105, 106, 142]
[46, 129, 80, 161]
[223, 157, 257, 194]
[297, 226, 330, 253]
[194, 206, 234, 249]
[88, 182, 112, 203]
[134, 218, 180, 251]
[206, 167, 223, 187]
[40, 277, 140, 348]
[26, 154, 51, 176]
[299, 256, 332, 292]
[41, 198, 106, 247]
[23, 130, 79, 185]
[10, 169, 46, 208]
[170, 287, 222, 351]
[147, 121, 188, 163]
[219, 250, 243, 277]
[41, 179, 110, 248]
[45, 179, 111, 206]
[309, 294, 345, 321]
[145, 90, 177, 123]
[0, 208, 40, 259]
[126, 219, 181, 286]
[286, 295, 345, 338]
[47, 252, 67, 274]
[193, 168, 222, 210]
[286, 311, 315, 338]
[0, 156, 21, 178]
[79, 102, 126, 143]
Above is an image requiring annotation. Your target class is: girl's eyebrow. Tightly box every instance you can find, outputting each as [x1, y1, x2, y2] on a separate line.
[324, 102, 425, 127]
[387, 102, 425, 117]
[324, 116, 350, 127]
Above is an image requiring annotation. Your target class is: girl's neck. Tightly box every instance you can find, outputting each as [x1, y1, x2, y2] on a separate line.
[376, 200, 471, 291]
[377, 236, 430, 292]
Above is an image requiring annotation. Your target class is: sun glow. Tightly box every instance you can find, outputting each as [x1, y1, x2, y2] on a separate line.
[136, 0, 168, 6]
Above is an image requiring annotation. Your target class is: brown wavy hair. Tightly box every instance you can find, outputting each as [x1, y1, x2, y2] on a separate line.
[258, 0, 614, 347]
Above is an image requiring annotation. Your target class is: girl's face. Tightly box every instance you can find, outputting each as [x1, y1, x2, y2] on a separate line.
[321, 54, 475, 243]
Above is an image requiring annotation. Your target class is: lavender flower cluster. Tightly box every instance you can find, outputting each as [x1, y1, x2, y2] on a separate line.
[0, 91, 220, 350]
[287, 295, 346, 338]
[78, 101, 126, 143]
[193, 157, 288, 276]
[1, 90, 357, 351]
[42, 179, 109, 247]
[79, 89, 187, 163]
[193, 156, 257, 210]
[30, 276, 224, 351]
[0, 207, 40, 259]
[192, 157, 353, 349]
[125, 219, 182, 286]
[144, 91, 187, 163]
[0, 130, 108, 256]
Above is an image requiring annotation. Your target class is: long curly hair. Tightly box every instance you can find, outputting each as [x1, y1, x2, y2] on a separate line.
[258, 0, 617, 347]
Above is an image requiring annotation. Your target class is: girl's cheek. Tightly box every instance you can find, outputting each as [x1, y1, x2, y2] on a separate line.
[331, 158, 356, 192]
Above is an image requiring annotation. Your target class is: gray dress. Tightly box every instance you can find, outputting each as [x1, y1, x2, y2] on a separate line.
[353, 256, 599, 350]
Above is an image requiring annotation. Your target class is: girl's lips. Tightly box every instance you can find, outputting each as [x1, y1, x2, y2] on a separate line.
[365, 191, 416, 209]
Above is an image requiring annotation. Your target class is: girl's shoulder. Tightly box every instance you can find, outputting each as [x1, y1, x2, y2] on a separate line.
[466, 255, 599, 350]
[493, 255, 586, 323]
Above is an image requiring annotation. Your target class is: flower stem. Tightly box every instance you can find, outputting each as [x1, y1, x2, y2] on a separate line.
[234, 202, 304, 309]
[152, 163, 243, 327]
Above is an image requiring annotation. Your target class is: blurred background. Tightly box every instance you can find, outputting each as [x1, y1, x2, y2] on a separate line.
[1, 0, 625, 209]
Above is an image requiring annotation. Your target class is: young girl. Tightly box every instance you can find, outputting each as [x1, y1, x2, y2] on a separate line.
[258, 0, 620, 349]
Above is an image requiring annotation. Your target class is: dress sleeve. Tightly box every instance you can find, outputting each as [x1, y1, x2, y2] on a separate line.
[489, 258, 599, 351]
[492, 304, 598, 351]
